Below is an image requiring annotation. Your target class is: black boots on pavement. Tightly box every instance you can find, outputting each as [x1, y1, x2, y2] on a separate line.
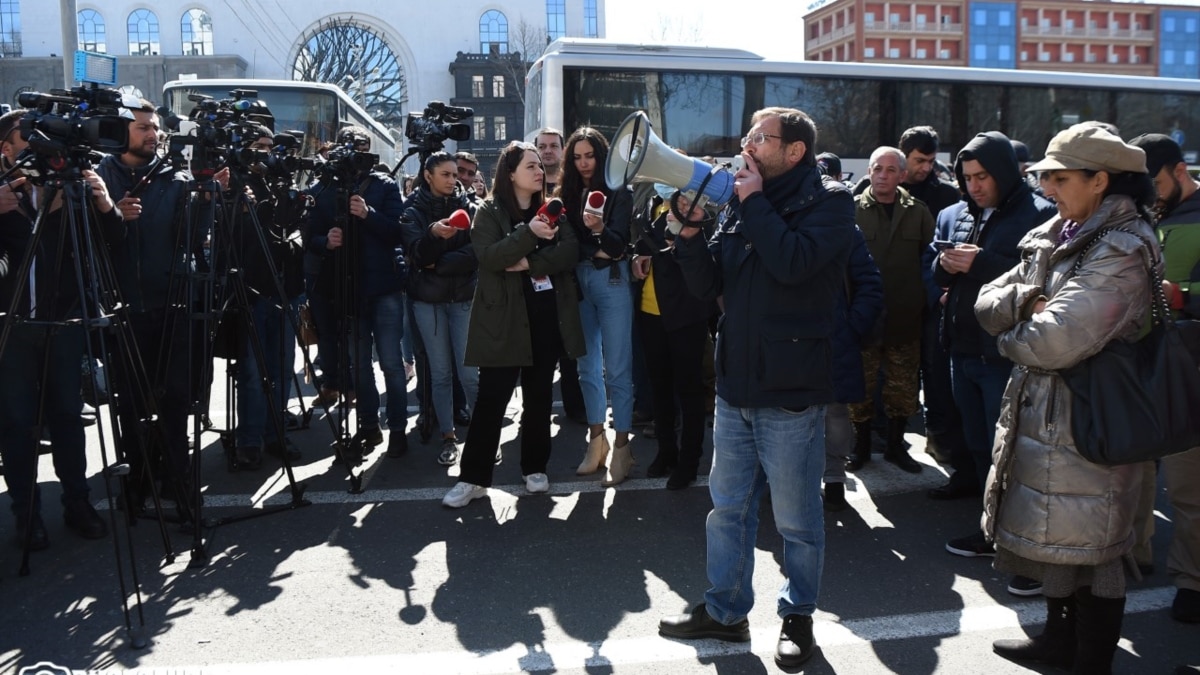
[993, 587, 1125, 675]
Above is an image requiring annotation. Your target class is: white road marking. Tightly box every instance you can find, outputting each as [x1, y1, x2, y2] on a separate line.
[60, 586, 1175, 675]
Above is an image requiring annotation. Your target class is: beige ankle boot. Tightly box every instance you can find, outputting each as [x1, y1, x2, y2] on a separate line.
[576, 432, 610, 475]
[602, 440, 634, 486]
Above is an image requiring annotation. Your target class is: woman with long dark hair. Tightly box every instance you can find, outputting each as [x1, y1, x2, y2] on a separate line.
[976, 124, 1158, 674]
[441, 141, 585, 508]
[401, 151, 479, 465]
[556, 127, 637, 486]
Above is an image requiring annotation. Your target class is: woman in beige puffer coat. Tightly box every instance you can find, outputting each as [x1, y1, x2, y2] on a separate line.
[974, 124, 1159, 675]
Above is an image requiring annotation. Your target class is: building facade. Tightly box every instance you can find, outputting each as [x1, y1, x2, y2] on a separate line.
[0, 0, 605, 171]
[805, 0, 1193, 78]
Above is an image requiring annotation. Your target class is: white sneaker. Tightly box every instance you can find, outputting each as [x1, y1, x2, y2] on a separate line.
[442, 482, 487, 508]
[524, 473, 550, 494]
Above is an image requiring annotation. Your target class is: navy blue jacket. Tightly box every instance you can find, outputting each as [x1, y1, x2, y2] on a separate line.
[674, 161, 855, 409]
[929, 132, 1056, 358]
[96, 155, 202, 313]
[303, 171, 406, 303]
[834, 226, 884, 404]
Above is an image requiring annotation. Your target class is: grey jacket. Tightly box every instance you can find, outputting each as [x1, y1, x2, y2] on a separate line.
[974, 195, 1156, 567]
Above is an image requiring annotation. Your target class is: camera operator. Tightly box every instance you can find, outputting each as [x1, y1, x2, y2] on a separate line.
[0, 108, 122, 547]
[95, 99, 225, 510]
[229, 127, 306, 468]
[302, 126, 407, 454]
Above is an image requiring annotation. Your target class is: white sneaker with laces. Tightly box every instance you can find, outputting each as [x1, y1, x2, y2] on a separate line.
[524, 473, 550, 494]
[442, 481, 487, 508]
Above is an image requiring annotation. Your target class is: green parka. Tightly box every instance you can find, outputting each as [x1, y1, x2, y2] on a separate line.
[464, 198, 585, 367]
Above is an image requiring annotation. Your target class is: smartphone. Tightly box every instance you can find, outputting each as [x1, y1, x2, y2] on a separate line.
[932, 240, 957, 251]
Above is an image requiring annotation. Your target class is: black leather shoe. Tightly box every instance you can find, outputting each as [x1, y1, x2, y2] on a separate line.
[236, 445, 263, 470]
[352, 426, 384, 451]
[63, 498, 108, 540]
[385, 430, 409, 459]
[884, 450, 923, 474]
[927, 479, 981, 501]
[646, 452, 677, 478]
[265, 438, 302, 461]
[776, 614, 816, 669]
[15, 512, 49, 551]
[666, 466, 697, 490]
[659, 603, 750, 642]
[454, 408, 472, 426]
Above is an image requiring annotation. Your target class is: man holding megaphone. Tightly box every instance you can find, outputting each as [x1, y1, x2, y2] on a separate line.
[656, 107, 855, 669]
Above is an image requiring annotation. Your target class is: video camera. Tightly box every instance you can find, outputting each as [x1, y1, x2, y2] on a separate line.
[14, 85, 137, 183]
[161, 88, 277, 178]
[404, 100, 472, 157]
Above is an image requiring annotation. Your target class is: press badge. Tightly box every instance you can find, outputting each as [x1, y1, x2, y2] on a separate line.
[531, 276, 554, 292]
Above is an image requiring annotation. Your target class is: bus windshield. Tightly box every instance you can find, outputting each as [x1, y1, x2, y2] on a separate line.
[163, 79, 397, 168]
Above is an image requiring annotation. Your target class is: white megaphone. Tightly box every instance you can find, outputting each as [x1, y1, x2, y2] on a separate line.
[605, 111, 734, 207]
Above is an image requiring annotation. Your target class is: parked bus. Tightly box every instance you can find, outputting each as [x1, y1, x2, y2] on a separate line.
[526, 38, 1200, 180]
[163, 78, 397, 169]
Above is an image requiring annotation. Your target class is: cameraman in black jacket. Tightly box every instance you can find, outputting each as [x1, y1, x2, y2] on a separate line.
[0, 108, 122, 547]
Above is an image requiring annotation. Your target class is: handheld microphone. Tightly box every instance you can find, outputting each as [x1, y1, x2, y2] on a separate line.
[584, 190, 606, 218]
[447, 209, 471, 230]
[536, 197, 564, 225]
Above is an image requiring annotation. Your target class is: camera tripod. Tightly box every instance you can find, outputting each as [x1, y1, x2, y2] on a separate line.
[0, 159, 177, 649]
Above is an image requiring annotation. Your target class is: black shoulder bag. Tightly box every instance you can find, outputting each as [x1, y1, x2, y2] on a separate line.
[1058, 227, 1200, 465]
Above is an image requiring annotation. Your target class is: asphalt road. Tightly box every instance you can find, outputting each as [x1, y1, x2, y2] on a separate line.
[1, 368, 1195, 674]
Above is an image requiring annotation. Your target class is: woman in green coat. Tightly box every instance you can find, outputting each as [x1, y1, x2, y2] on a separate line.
[442, 141, 585, 509]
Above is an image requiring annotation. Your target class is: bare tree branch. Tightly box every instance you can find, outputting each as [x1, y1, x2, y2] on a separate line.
[292, 17, 408, 128]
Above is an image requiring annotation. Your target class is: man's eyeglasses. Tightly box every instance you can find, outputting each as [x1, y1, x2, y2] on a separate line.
[740, 132, 783, 148]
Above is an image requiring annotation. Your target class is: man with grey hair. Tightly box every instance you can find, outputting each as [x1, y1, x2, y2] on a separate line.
[845, 146, 934, 474]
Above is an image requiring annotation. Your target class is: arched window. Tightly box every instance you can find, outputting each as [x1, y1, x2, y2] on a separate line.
[127, 8, 159, 55]
[479, 10, 507, 54]
[77, 9, 105, 53]
[181, 8, 213, 56]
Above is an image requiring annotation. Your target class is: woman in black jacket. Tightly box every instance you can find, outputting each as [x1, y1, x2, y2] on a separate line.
[400, 152, 479, 465]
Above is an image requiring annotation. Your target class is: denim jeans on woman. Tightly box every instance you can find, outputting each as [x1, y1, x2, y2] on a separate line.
[355, 290, 409, 432]
[575, 261, 634, 432]
[705, 397, 827, 622]
[411, 300, 478, 436]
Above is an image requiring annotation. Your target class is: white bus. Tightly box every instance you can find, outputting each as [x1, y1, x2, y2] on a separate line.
[526, 38, 1200, 180]
[163, 78, 397, 169]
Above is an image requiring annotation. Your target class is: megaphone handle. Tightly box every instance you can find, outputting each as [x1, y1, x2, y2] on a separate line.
[624, 115, 644, 187]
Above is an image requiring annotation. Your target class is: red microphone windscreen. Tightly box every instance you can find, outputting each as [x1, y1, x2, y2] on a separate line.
[448, 209, 471, 230]
[538, 198, 564, 221]
[587, 191, 606, 209]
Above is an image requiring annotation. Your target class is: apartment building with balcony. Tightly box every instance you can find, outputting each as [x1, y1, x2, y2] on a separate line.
[804, 0, 1199, 78]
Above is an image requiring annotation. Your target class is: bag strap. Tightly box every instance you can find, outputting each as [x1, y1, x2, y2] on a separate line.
[1066, 226, 1171, 326]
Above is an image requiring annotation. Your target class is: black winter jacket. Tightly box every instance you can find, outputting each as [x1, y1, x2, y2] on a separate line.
[303, 171, 406, 304]
[631, 195, 717, 332]
[400, 184, 478, 304]
[96, 155, 202, 313]
[674, 162, 855, 409]
[930, 132, 1056, 358]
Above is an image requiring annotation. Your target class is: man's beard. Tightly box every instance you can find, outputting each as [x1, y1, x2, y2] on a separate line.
[1156, 178, 1183, 220]
[128, 142, 156, 160]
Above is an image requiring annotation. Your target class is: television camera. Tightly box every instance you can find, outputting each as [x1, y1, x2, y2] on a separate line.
[13, 85, 139, 183]
[404, 100, 472, 157]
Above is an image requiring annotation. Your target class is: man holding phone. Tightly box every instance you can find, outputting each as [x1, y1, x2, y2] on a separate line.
[931, 132, 1056, 595]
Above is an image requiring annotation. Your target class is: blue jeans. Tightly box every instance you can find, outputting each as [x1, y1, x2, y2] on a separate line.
[950, 353, 1013, 490]
[575, 261, 634, 431]
[356, 291, 409, 431]
[706, 397, 826, 622]
[236, 295, 299, 447]
[412, 300, 478, 436]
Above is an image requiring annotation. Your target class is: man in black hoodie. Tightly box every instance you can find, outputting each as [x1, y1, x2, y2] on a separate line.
[931, 132, 1056, 567]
